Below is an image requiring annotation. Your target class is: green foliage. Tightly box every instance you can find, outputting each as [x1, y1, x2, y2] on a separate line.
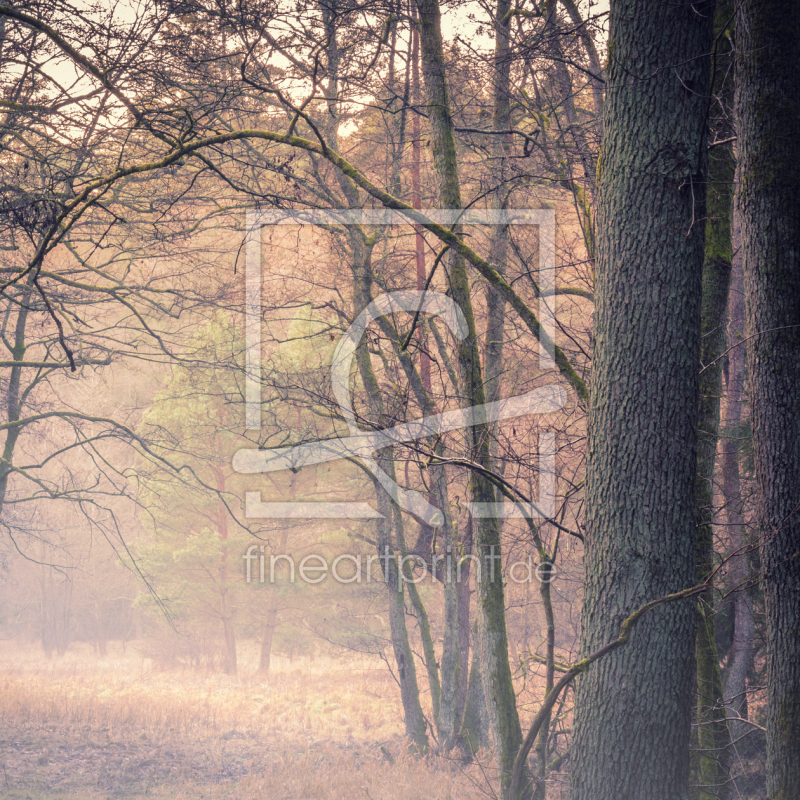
[132, 307, 389, 665]
[131, 313, 251, 663]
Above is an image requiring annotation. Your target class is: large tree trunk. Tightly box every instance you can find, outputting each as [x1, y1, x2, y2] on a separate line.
[735, 3, 800, 797]
[570, 3, 714, 799]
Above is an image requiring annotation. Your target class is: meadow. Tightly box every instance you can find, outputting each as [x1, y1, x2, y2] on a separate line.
[0, 641, 500, 800]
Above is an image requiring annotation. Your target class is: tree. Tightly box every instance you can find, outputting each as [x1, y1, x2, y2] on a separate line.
[11, 1, 788, 796]
[254, 303, 368, 676]
[720, 176, 755, 754]
[691, 4, 736, 794]
[0, 2, 245, 600]
[570, 3, 714, 800]
[135, 315, 251, 675]
[735, 2, 800, 796]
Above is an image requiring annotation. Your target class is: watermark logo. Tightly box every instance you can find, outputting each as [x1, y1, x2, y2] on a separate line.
[243, 545, 557, 587]
[233, 209, 564, 521]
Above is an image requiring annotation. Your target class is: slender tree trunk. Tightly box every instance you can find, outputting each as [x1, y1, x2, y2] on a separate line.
[411, 15, 432, 394]
[532, 556, 555, 800]
[373, 17, 467, 748]
[736, 3, 800, 796]
[691, 8, 735, 791]
[349, 233, 429, 752]
[414, 0, 525, 789]
[353, 308, 430, 750]
[484, 0, 511, 411]
[407, 30, 461, 741]
[258, 521, 290, 676]
[461, 619, 489, 753]
[454, 519, 473, 736]
[322, 4, 429, 747]
[435, 484, 461, 749]
[570, 3, 714, 799]
[370, 450, 429, 752]
[721, 188, 753, 748]
[392, 488, 443, 736]
[214, 467, 237, 676]
[545, 0, 597, 206]
[559, 0, 604, 133]
[0, 283, 32, 515]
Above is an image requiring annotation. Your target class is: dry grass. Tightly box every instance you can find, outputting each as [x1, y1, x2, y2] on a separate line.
[0, 641, 497, 799]
[0, 641, 401, 741]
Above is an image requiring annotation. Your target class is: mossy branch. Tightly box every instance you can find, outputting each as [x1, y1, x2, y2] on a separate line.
[14, 123, 587, 404]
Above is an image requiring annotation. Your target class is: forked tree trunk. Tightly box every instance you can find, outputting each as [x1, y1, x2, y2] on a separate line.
[736, 3, 800, 796]
[570, 3, 714, 799]
[349, 232, 429, 753]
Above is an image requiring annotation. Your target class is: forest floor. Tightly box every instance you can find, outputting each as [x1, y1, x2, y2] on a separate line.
[0, 642, 499, 800]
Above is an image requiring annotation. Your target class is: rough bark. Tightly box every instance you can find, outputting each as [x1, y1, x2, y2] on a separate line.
[735, 3, 800, 797]
[512, 583, 710, 800]
[570, 3, 714, 799]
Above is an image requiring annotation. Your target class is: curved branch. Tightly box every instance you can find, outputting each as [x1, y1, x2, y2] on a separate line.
[509, 583, 710, 799]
